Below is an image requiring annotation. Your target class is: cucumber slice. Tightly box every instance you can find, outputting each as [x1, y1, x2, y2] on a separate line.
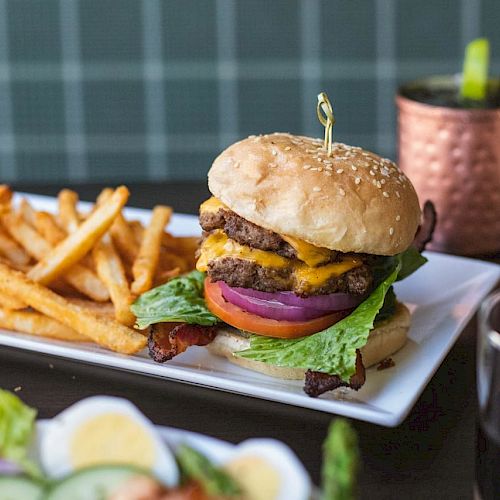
[46, 465, 153, 500]
[0, 476, 45, 500]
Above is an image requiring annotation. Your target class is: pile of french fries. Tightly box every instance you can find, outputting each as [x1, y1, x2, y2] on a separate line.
[0, 185, 197, 354]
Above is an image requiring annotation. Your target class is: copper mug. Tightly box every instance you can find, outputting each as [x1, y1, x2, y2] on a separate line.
[397, 76, 500, 256]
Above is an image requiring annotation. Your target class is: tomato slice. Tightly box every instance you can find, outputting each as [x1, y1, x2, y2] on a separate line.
[204, 279, 349, 339]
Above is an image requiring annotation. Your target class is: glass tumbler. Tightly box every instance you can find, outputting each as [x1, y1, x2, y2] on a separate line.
[475, 290, 500, 499]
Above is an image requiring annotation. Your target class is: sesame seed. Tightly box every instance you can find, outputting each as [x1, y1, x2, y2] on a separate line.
[324, 171, 332, 176]
[318, 167, 323, 172]
[313, 186, 321, 192]
[339, 188, 346, 196]
[383, 191, 389, 197]
[303, 164, 312, 170]
[377, 181, 382, 188]
[14, 386, 21, 392]
[396, 191, 400, 198]
[234, 161, 240, 168]
[325, 165, 333, 171]
[310, 167, 319, 171]
[389, 227, 394, 236]
[380, 179, 386, 184]
[369, 170, 375, 176]
[336, 168, 344, 174]
[355, 177, 361, 184]
[272, 150, 277, 156]
[351, 165, 357, 171]
[284, 146, 291, 151]
[396, 215, 401, 221]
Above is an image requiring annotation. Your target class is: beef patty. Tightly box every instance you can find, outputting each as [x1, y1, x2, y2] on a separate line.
[207, 257, 373, 296]
[200, 208, 337, 262]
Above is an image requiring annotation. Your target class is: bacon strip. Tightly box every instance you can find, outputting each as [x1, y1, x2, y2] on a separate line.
[413, 200, 437, 252]
[304, 350, 366, 397]
[148, 323, 217, 363]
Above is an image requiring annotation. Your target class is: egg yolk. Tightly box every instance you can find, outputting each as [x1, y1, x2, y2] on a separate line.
[225, 456, 280, 500]
[70, 413, 155, 470]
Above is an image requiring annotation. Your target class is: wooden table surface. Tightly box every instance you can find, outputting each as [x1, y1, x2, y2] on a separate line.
[0, 182, 486, 499]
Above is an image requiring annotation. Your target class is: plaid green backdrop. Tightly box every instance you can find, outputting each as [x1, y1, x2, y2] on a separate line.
[0, 0, 499, 183]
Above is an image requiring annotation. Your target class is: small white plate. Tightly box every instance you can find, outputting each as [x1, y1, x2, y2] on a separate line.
[34, 420, 235, 465]
[34, 419, 320, 499]
[1, 193, 499, 427]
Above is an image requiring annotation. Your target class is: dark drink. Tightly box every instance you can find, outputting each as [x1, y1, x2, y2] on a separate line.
[475, 422, 500, 499]
[399, 77, 500, 109]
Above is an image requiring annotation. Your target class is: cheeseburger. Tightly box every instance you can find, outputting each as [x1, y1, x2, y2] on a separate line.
[133, 133, 434, 397]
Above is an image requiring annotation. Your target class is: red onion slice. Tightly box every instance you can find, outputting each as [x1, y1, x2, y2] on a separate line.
[219, 281, 351, 322]
[0, 458, 21, 475]
[220, 282, 364, 311]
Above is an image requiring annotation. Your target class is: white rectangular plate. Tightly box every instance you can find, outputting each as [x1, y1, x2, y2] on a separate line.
[2, 193, 500, 427]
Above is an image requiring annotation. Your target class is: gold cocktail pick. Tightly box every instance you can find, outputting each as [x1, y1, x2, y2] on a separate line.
[317, 92, 336, 156]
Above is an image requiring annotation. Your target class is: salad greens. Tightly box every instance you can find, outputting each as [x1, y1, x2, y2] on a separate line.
[321, 419, 359, 500]
[131, 270, 218, 329]
[0, 389, 41, 478]
[395, 246, 427, 282]
[176, 444, 241, 497]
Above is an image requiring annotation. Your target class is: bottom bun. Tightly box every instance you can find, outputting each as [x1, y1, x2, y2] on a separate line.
[207, 302, 410, 380]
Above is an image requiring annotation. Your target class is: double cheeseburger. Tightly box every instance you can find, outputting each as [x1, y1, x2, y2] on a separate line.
[137, 133, 433, 397]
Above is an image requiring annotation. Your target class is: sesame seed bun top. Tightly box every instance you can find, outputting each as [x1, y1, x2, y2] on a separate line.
[208, 133, 421, 255]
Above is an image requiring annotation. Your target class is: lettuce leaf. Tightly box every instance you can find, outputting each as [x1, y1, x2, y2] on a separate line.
[0, 389, 41, 478]
[236, 261, 401, 381]
[396, 246, 427, 281]
[321, 419, 359, 500]
[131, 271, 219, 329]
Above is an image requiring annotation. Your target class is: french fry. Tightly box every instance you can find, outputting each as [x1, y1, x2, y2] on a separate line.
[0, 255, 31, 272]
[96, 187, 114, 206]
[129, 220, 144, 246]
[0, 263, 146, 354]
[131, 205, 172, 295]
[158, 247, 190, 273]
[0, 185, 13, 207]
[57, 189, 80, 233]
[0, 307, 88, 342]
[110, 216, 139, 265]
[28, 186, 129, 285]
[34, 211, 66, 245]
[18, 198, 37, 227]
[154, 267, 181, 287]
[92, 234, 135, 326]
[96, 188, 139, 266]
[2, 213, 110, 302]
[65, 298, 115, 318]
[0, 293, 27, 310]
[0, 227, 31, 266]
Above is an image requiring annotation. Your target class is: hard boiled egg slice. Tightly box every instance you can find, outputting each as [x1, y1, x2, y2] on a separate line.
[40, 396, 178, 486]
[224, 439, 311, 500]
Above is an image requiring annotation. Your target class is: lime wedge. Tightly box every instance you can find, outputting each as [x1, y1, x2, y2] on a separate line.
[461, 38, 490, 101]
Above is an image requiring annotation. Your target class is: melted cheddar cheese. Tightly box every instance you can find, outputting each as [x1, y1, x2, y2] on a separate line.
[197, 230, 288, 271]
[199, 196, 227, 213]
[280, 234, 332, 267]
[200, 197, 333, 267]
[196, 230, 361, 291]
